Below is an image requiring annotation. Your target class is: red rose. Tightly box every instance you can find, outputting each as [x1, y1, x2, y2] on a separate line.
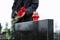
[17, 10, 23, 16]
[20, 7, 26, 12]
[17, 7, 26, 17]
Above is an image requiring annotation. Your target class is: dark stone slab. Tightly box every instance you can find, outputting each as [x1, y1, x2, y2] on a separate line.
[14, 19, 53, 40]
[15, 21, 34, 31]
[38, 19, 53, 40]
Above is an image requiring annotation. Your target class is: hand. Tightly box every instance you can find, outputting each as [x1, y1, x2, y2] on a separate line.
[11, 19, 14, 24]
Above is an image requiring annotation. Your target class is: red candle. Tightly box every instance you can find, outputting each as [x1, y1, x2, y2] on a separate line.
[32, 12, 39, 21]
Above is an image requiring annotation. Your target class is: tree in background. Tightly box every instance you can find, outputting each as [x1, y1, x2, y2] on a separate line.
[4, 22, 11, 39]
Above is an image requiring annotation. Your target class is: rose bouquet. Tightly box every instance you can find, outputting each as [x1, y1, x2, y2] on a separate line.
[10, 7, 26, 39]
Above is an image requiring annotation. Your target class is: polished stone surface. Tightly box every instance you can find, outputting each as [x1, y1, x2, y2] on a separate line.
[15, 19, 53, 40]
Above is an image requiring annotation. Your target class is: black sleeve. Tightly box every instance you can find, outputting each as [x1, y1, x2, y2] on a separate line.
[12, 0, 22, 11]
[25, 0, 39, 16]
[11, 10, 17, 19]
[12, 0, 18, 10]
[11, 0, 22, 19]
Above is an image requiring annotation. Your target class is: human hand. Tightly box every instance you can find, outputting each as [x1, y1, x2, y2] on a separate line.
[11, 19, 14, 24]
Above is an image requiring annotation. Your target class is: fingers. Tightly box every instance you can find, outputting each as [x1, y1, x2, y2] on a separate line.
[11, 19, 14, 24]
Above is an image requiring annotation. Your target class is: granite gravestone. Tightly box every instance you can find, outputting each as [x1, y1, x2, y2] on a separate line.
[15, 19, 53, 40]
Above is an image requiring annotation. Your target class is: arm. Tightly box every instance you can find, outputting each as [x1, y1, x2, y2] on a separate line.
[11, 0, 21, 19]
[25, 0, 39, 16]
[11, 10, 17, 19]
[12, 0, 22, 11]
[11, 0, 18, 19]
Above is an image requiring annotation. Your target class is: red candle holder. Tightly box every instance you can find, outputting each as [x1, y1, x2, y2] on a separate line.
[32, 12, 39, 21]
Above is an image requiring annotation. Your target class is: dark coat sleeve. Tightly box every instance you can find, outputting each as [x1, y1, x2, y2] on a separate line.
[11, 0, 17, 19]
[25, 0, 39, 16]
[12, 0, 18, 11]
[11, 10, 17, 19]
[11, 0, 22, 19]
